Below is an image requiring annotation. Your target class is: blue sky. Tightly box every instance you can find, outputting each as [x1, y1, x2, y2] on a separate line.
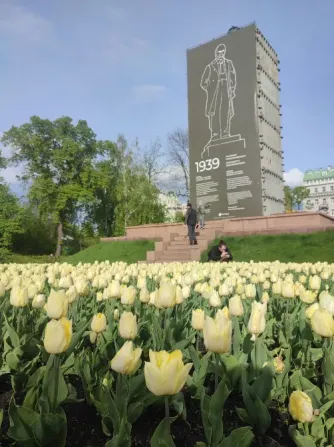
[0, 0, 333, 191]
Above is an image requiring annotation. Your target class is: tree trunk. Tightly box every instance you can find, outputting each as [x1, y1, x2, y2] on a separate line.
[55, 221, 63, 257]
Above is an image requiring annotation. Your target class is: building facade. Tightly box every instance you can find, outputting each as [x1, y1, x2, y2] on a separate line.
[187, 23, 284, 220]
[159, 192, 185, 221]
[303, 167, 334, 216]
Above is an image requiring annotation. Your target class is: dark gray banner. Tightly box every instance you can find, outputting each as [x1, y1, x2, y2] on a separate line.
[187, 23, 263, 220]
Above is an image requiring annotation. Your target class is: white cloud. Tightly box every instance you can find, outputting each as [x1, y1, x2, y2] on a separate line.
[0, 3, 53, 43]
[284, 168, 304, 187]
[132, 84, 166, 104]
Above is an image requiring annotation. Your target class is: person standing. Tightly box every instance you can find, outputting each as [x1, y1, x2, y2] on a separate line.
[184, 203, 198, 245]
[197, 202, 206, 229]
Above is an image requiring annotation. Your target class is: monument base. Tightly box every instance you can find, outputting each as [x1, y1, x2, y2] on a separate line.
[202, 134, 245, 158]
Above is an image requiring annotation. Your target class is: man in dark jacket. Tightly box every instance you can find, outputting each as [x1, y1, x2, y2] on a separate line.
[184, 203, 198, 245]
[208, 240, 233, 262]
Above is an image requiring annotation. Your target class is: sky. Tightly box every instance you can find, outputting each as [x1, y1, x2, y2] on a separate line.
[0, 0, 334, 193]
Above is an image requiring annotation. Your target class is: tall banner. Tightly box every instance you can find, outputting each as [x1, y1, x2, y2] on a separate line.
[187, 24, 263, 219]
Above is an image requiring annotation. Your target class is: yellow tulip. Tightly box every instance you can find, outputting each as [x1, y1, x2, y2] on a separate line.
[144, 350, 192, 396]
[0, 283, 5, 297]
[46, 289, 68, 320]
[248, 301, 266, 339]
[44, 318, 72, 354]
[91, 313, 107, 333]
[309, 275, 321, 290]
[245, 284, 256, 299]
[32, 294, 46, 309]
[90, 331, 98, 344]
[119, 311, 138, 340]
[203, 313, 232, 354]
[311, 309, 334, 337]
[10, 285, 29, 307]
[300, 290, 316, 304]
[110, 341, 142, 375]
[139, 288, 150, 303]
[305, 303, 319, 319]
[209, 291, 221, 308]
[114, 309, 120, 321]
[121, 286, 137, 305]
[319, 292, 334, 316]
[289, 390, 314, 423]
[191, 309, 205, 330]
[182, 286, 190, 300]
[282, 282, 295, 298]
[156, 283, 176, 308]
[229, 295, 244, 317]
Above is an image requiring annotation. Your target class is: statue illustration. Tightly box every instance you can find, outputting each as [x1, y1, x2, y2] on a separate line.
[200, 43, 238, 157]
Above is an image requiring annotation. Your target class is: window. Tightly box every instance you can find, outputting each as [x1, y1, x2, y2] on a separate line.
[323, 187, 326, 192]
[315, 188, 318, 193]
[315, 199, 319, 205]
[331, 198, 334, 204]
[331, 185, 334, 191]
[323, 198, 327, 204]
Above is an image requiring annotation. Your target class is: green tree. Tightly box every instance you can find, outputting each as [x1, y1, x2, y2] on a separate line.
[0, 181, 24, 253]
[284, 185, 293, 212]
[1, 116, 107, 256]
[292, 186, 310, 210]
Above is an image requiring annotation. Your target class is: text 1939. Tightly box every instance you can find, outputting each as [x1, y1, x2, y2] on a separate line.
[195, 158, 220, 173]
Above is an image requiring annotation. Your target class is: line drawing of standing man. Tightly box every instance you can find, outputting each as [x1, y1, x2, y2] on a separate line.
[200, 44, 237, 157]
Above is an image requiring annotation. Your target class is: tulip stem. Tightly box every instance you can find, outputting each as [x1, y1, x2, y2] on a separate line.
[164, 396, 170, 428]
[196, 333, 200, 352]
[215, 353, 220, 391]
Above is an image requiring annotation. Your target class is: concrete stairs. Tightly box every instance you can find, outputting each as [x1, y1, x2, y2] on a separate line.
[145, 228, 218, 264]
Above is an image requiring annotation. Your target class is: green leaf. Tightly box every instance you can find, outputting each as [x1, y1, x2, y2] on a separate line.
[254, 397, 271, 435]
[300, 377, 322, 409]
[7, 399, 39, 446]
[319, 400, 334, 415]
[235, 408, 252, 425]
[251, 365, 274, 403]
[200, 388, 213, 445]
[4, 317, 20, 348]
[311, 415, 325, 439]
[128, 402, 144, 424]
[40, 355, 68, 413]
[251, 339, 268, 375]
[150, 417, 177, 447]
[32, 408, 67, 447]
[105, 418, 132, 447]
[209, 379, 231, 446]
[64, 320, 90, 359]
[289, 425, 317, 447]
[218, 426, 254, 447]
[0, 409, 3, 433]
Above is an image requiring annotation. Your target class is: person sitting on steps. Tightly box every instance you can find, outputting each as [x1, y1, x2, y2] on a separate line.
[184, 203, 198, 246]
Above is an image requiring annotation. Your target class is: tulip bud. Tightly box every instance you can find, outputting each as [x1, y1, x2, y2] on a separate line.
[229, 295, 244, 316]
[10, 285, 29, 308]
[219, 283, 230, 297]
[139, 288, 150, 303]
[182, 286, 190, 300]
[209, 290, 221, 308]
[248, 301, 266, 339]
[203, 313, 232, 354]
[191, 309, 205, 330]
[114, 309, 120, 321]
[319, 292, 334, 316]
[282, 282, 295, 299]
[32, 294, 46, 309]
[121, 286, 137, 305]
[245, 284, 256, 299]
[309, 275, 321, 291]
[311, 308, 334, 337]
[119, 312, 138, 340]
[156, 283, 176, 308]
[66, 285, 78, 304]
[144, 350, 192, 396]
[289, 391, 314, 423]
[111, 341, 142, 375]
[91, 313, 107, 333]
[44, 318, 72, 354]
[90, 331, 98, 344]
[46, 289, 68, 320]
[58, 276, 73, 289]
[96, 291, 103, 302]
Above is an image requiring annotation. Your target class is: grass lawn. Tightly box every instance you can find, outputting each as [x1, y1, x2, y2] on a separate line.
[201, 230, 334, 263]
[7, 240, 155, 264]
